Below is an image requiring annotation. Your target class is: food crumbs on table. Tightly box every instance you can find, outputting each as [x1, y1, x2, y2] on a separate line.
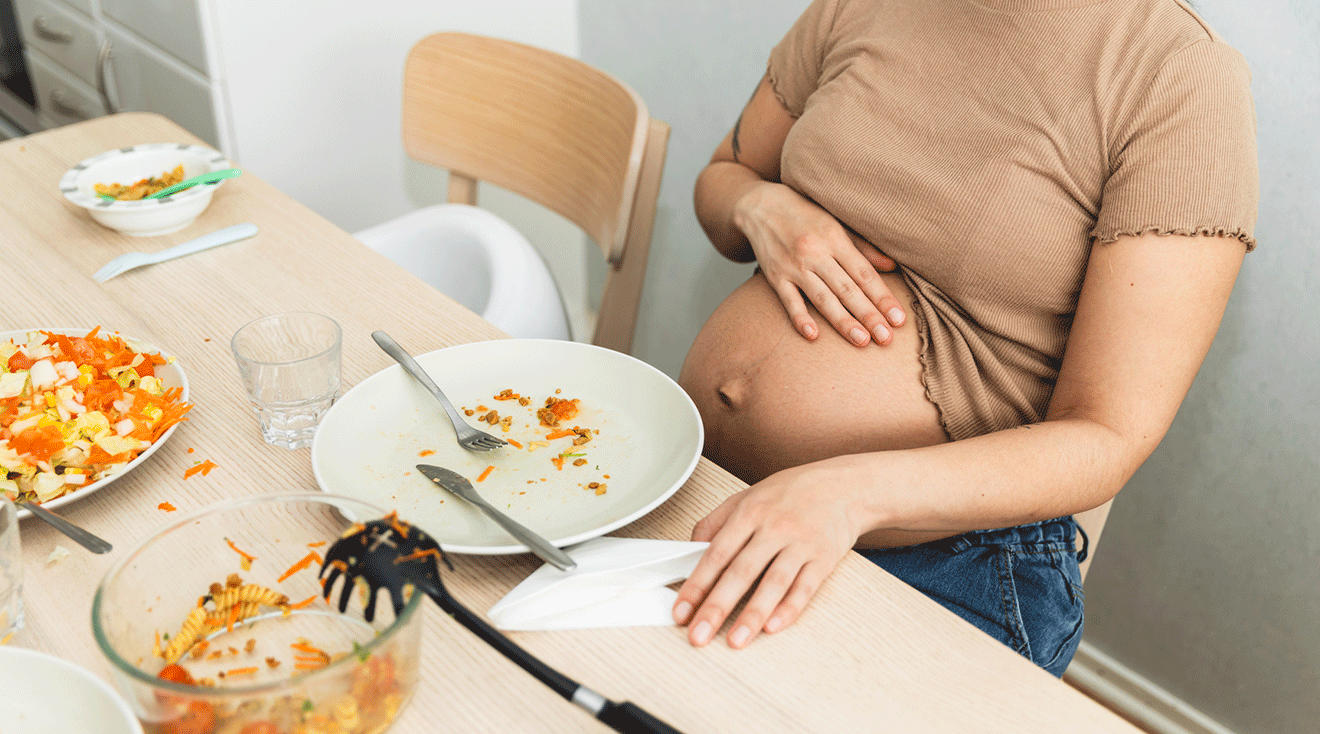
[418, 449, 435, 457]
[228, 646, 239, 656]
[226, 573, 242, 588]
[183, 459, 218, 479]
[573, 458, 587, 466]
[158, 501, 177, 512]
[603, 474, 610, 479]
[464, 408, 474, 416]
[595, 484, 608, 495]
[187, 447, 195, 453]
[245, 639, 257, 653]
[307, 540, 327, 548]
[45, 545, 71, 564]
[476, 404, 488, 412]
[477, 465, 495, 482]
[508, 439, 524, 449]
[265, 657, 281, 668]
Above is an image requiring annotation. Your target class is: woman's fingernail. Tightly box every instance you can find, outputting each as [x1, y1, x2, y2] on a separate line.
[729, 626, 751, 648]
[887, 308, 904, 325]
[673, 601, 692, 624]
[692, 620, 713, 646]
[849, 327, 868, 345]
[872, 324, 889, 343]
[765, 616, 784, 633]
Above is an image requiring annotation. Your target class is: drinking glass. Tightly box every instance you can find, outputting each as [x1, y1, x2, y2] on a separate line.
[231, 312, 342, 449]
[0, 494, 23, 644]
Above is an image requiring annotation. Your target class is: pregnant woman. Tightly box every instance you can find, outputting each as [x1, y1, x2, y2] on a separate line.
[673, 0, 1258, 676]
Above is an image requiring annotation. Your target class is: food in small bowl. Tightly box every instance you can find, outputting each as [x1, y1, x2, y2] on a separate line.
[93, 494, 423, 734]
[95, 164, 187, 201]
[61, 143, 233, 236]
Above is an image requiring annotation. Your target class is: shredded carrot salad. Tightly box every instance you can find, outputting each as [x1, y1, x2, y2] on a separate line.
[0, 328, 192, 504]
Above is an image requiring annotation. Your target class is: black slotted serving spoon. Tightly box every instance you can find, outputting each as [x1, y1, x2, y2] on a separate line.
[319, 516, 683, 734]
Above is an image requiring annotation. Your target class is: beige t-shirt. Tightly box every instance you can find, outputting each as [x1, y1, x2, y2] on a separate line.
[768, 0, 1258, 441]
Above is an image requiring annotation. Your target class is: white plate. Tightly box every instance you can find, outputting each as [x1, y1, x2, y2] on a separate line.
[2, 328, 189, 521]
[0, 646, 144, 734]
[311, 339, 703, 554]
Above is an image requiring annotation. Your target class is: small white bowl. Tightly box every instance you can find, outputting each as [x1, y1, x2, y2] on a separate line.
[0, 646, 144, 734]
[60, 143, 233, 237]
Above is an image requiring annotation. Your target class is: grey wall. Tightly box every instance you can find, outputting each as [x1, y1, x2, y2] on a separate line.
[1082, 2, 1320, 733]
[580, 1, 1318, 733]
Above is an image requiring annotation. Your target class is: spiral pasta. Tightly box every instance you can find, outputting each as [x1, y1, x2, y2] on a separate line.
[164, 607, 208, 663]
[212, 583, 288, 611]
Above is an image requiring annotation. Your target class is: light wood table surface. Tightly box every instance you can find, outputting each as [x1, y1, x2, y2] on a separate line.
[0, 113, 1139, 733]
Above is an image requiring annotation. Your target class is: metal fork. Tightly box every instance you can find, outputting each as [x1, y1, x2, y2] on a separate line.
[371, 330, 508, 451]
[92, 222, 259, 283]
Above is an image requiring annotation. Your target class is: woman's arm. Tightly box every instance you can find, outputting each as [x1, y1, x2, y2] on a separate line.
[696, 75, 906, 347]
[673, 230, 1246, 649]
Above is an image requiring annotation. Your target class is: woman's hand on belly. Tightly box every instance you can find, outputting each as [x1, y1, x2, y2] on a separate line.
[734, 180, 906, 346]
[673, 461, 864, 650]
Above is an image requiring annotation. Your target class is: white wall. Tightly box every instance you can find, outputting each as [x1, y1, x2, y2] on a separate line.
[209, 1, 590, 338]
[579, 2, 1319, 733]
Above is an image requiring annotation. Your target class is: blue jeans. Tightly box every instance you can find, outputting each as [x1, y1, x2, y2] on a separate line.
[858, 517, 1087, 677]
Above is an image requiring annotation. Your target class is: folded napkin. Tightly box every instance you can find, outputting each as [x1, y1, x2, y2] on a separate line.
[487, 536, 709, 631]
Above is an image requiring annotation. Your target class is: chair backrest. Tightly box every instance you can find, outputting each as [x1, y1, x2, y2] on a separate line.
[402, 32, 669, 354]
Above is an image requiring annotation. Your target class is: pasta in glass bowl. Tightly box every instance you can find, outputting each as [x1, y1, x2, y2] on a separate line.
[92, 493, 423, 734]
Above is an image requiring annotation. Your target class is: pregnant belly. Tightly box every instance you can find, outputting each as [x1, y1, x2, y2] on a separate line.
[679, 271, 948, 485]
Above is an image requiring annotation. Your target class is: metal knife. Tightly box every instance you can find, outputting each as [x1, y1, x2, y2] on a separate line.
[417, 464, 577, 571]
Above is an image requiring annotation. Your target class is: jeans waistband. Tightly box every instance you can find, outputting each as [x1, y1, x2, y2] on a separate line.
[946, 516, 1088, 562]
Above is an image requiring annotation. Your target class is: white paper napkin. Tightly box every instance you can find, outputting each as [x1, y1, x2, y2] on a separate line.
[487, 536, 709, 631]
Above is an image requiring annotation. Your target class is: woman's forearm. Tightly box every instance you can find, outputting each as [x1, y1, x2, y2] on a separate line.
[694, 161, 769, 263]
[837, 416, 1151, 548]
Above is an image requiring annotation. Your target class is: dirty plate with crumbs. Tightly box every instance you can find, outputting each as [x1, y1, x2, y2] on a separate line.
[310, 339, 703, 555]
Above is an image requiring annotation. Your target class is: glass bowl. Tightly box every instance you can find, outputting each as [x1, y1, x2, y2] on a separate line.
[93, 493, 423, 734]
[60, 143, 232, 236]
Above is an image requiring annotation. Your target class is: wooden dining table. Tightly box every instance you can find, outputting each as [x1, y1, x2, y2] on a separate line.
[0, 113, 1140, 733]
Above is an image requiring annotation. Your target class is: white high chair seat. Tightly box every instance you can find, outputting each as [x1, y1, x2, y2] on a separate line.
[355, 203, 571, 341]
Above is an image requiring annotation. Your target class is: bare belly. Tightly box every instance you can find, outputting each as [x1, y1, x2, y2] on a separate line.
[679, 271, 948, 485]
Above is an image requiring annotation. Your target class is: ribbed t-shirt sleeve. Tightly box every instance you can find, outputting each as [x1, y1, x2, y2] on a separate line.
[766, 0, 841, 117]
[1092, 40, 1259, 250]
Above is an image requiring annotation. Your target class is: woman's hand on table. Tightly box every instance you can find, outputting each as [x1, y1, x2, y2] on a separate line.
[733, 181, 905, 347]
[672, 462, 865, 649]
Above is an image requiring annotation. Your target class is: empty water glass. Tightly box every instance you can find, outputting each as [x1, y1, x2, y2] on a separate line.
[0, 494, 22, 644]
[231, 312, 342, 449]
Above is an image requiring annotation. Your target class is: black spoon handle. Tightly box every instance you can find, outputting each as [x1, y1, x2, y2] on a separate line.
[419, 581, 683, 733]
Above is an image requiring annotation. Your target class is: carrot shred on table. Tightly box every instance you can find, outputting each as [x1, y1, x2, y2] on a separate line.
[158, 502, 176, 512]
[223, 667, 258, 677]
[551, 456, 564, 471]
[183, 459, 217, 479]
[277, 551, 321, 583]
[286, 595, 318, 610]
[477, 465, 495, 482]
[507, 439, 523, 449]
[545, 429, 575, 440]
[306, 541, 327, 548]
[225, 538, 256, 563]
[294, 662, 327, 670]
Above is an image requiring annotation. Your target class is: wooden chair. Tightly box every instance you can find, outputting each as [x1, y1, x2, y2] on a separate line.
[398, 32, 670, 354]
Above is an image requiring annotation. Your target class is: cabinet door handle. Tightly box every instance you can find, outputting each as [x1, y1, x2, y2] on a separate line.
[33, 16, 75, 44]
[96, 39, 120, 113]
[50, 89, 88, 119]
